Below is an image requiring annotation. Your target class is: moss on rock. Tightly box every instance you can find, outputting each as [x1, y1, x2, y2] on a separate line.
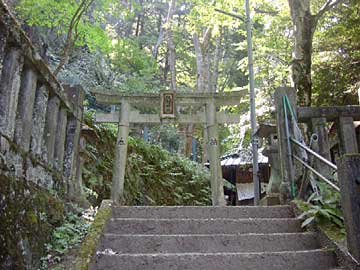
[0, 174, 64, 269]
[71, 200, 112, 270]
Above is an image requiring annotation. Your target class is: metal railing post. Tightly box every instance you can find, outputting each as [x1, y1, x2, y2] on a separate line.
[274, 87, 297, 203]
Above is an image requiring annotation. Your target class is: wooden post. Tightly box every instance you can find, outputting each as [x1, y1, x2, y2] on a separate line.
[274, 87, 296, 203]
[311, 117, 332, 180]
[337, 154, 360, 261]
[205, 100, 225, 206]
[14, 67, 38, 151]
[31, 85, 49, 157]
[0, 48, 24, 151]
[112, 101, 130, 204]
[44, 95, 60, 163]
[337, 116, 358, 154]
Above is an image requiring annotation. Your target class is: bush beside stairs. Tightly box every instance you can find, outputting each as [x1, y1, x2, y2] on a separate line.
[90, 205, 344, 270]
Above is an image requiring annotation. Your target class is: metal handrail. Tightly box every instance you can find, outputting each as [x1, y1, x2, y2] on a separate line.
[282, 95, 340, 194]
[283, 96, 296, 197]
[293, 155, 340, 192]
[290, 137, 338, 171]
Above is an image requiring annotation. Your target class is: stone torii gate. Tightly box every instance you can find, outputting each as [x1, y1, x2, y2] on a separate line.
[93, 90, 245, 206]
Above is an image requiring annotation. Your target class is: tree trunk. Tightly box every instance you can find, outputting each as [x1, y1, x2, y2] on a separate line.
[204, 51, 211, 92]
[193, 32, 205, 92]
[165, 0, 177, 91]
[210, 34, 222, 93]
[152, 14, 164, 60]
[193, 28, 213, 161]
[288, 0, 315, 106]
[163, 49, 169, 84]
[135, 15, 141, 36]
[135, 0, 144, 37]
[287, 0, 344, 106]
[193, 28, 212, 92]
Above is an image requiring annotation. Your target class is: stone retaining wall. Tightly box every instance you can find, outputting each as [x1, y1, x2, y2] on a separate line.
[0, 1, 85, 268]
[0, 0, 84, 197]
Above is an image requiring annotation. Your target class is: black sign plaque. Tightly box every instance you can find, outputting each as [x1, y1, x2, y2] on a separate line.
[160, 91, 176, 118]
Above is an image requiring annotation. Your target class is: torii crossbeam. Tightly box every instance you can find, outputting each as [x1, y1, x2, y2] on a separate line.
[93, 89, 245, 206]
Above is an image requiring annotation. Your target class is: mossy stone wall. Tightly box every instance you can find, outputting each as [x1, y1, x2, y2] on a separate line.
[0, 174, 64, 269]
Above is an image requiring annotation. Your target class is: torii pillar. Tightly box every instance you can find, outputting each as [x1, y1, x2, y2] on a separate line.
[112, 101, 130, 204]
[206, 100, 226, 206]
[93, 90, 244, 205]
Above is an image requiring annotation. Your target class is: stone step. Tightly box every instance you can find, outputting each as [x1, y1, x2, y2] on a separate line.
[111, 205, 294, 219]
[99, 232, 320, 254]
[105, 218, 302, 235]
[93, 250, 337, 270]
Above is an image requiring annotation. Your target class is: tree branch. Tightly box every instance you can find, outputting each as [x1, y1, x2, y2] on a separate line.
[201, 26, 212, 50]
[315, 0, 344, 21]
[54, 0, 94, 75]
[214, 8, 245, 21]
[254, 8, 279, 16]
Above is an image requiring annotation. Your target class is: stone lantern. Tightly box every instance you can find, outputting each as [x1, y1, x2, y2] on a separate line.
[256, 123, 281, 205]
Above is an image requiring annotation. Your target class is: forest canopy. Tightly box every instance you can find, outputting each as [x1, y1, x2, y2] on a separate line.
[9, 0, 360, 150]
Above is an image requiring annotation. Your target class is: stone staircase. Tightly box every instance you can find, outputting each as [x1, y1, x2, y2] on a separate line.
[91, 206, 342, 270]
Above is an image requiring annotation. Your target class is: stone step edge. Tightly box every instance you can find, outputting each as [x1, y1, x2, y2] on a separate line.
[96, 249, 333, 257]
[102, 232, 314, 237]
[111, 206, 292, 209]
[109, 217, 301, 221]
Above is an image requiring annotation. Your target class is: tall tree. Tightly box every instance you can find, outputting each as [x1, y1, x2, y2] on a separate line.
[211, 33, 222, 92]
[165, 0, 177, 90]
[192, 27, 223, 160]
[193, 27, 212, 93]
[287, 0, 345, 105]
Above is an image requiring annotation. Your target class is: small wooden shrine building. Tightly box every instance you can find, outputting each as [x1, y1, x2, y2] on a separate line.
[221, 149, 270, 205]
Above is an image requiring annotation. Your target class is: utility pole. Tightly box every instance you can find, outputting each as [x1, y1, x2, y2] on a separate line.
[245, 0, 260, 205]
[215, 1, 260, 205]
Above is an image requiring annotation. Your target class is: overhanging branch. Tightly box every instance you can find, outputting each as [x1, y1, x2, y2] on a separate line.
[214, 8, 245, 22]
[315, 0, 344, 21]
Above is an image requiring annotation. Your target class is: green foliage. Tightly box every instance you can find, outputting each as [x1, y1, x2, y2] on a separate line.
[13, 0, 360, 155]
[187, 0, 244, 34]
[294, 182, 344, 232]
[312, 0, 360, 105]
[40, 204, 91, 269]
[149, 124, 180, 153]
[125, 137, 211, 206]
[82, 114, 211, 206]
[251, 0, 292, 90]
[111, 38, 162, 92]
[16, 0, 111, 53]
[81, 114, 115, 204]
